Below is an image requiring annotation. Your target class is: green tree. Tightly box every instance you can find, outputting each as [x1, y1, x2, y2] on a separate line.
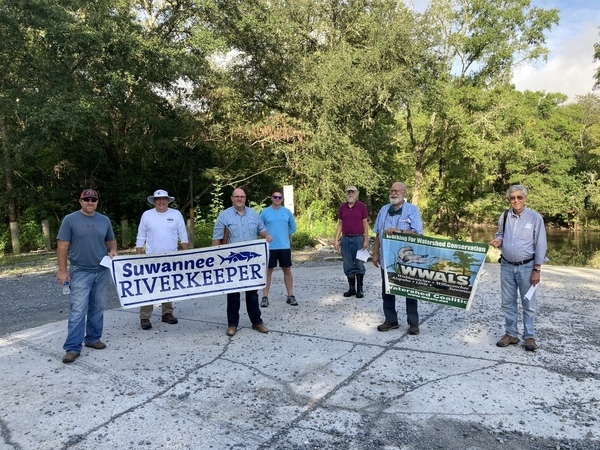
[394, 0, 559, 223]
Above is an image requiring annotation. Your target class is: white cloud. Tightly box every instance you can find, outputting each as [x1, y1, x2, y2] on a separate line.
[512, 3, 600, 101]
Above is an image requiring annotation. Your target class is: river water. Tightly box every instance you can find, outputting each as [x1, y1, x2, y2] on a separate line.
[466, 228, 600, 268]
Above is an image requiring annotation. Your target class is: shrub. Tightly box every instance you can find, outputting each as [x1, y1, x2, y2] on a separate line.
[291, 231, 316, 250]
[194, 220, 214, 248]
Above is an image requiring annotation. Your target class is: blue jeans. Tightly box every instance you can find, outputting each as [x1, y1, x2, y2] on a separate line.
[227, 290, 262, 326]
[63, 265, 112, 353]
[341, 235, 365, 276]
[381, 270, 419, 325]
[500, 260, 536, 339]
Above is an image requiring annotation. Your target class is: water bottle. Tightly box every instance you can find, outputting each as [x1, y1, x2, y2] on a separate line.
[63, 281, 70, 295]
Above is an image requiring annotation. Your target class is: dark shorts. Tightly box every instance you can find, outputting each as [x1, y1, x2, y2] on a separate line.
[268, 249, 292, 268]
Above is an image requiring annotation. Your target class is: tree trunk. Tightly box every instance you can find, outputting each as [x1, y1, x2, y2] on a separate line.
[42, 219, 52, 251]
[1, 116, 20, 254]
[121, 218, 128, 249]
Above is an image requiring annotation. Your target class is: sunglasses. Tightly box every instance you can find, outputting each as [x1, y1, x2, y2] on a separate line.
[272, 195, 283, 200]
[82, 198, 98, 203]
[509, 195, 524, 201]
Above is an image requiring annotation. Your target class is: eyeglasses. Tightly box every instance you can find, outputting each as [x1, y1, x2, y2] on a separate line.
[272, 195, 283, 200]
[82, 198, 98, 203]
[155, 198, 169, 202]
[509, 195, 524, 201]
[346, 190, 356, 194]
[232, 196, 246, 199]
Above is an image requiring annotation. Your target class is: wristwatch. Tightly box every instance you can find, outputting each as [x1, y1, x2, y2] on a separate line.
[533, 268, 541, 273]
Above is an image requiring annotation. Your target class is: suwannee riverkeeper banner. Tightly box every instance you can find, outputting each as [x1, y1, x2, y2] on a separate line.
[102, 240, 268, 309]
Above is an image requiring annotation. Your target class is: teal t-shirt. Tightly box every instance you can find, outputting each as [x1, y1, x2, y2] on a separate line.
[260, 206, 296, 250]
[57, 211, 115, 271]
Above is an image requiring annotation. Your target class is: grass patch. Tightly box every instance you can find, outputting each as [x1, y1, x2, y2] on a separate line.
[0, 252, 58, 276]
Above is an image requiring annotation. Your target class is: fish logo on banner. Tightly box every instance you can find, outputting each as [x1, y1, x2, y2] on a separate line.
[219, 251, 261, 263]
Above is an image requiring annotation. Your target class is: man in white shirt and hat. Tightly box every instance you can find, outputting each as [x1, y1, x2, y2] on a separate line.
[135, 189, 189, 330]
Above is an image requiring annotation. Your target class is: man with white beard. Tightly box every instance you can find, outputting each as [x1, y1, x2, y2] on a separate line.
[371, 182, 424, 335]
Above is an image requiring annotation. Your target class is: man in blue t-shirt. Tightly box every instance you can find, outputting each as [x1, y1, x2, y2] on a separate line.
[259, 190, 297, 307]
[57, 189, 118, 364]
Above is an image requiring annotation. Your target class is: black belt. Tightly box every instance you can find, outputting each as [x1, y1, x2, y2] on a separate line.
[501, 255, 534, 266]
[344, 234, 364, 238]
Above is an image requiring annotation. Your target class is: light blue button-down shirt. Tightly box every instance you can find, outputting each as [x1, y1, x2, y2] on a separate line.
[373, 201, 423, 242]
[213, 206, 267, 244]
[495, 207, 547, 265]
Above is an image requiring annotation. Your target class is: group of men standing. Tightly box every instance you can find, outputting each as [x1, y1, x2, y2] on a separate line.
[56, 182, 547, 364]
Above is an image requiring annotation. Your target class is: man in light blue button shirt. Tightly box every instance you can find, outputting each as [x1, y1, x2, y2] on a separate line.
[212, 188, 272, 337]
[490, 185, 547, 352]
[372, 181, 424, 336]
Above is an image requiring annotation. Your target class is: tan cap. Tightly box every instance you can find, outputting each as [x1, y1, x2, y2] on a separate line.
[345, 186, 358, 192]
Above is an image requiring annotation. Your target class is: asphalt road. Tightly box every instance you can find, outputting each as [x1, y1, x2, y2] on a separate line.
[0, 270, 121, 336]
[2, 262, 600, 450]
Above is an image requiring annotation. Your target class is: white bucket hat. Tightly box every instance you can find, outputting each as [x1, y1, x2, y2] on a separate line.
[147, 189, 175, 205]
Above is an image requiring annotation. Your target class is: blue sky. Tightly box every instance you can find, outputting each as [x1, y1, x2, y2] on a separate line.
[512, 0, 600, 101]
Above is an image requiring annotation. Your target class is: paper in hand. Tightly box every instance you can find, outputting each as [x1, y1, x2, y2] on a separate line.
[356, 249, 371, 262]
[524, 284, 537, 301]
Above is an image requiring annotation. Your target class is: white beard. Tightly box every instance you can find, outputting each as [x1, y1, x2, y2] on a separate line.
[389, 196, 402, 205]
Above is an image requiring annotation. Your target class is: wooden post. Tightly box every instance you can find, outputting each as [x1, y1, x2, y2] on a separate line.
[121, 219, 128, 249]
[42, 219, 52, 251]
[187, 218, 194, 249]
[9, 221, 20, 254]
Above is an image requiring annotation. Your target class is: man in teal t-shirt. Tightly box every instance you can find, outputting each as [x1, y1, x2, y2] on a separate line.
[260, 190, 297, 307]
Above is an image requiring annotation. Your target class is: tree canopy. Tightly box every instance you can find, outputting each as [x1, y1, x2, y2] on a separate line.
[2, 0, 600, 253]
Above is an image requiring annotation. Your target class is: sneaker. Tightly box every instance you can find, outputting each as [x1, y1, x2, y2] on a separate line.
[161, 313, 178, 324]
[286, 295, 298, 306]
[408, 324, 420, 335]
[261, 296, 269, 307]
[496, 334, 519, 347]
[252, 323, 269, 333]
[377, 321, 400, 332]
[84, 341, 106, 350]
[524, 337, 539, 352]
[62, 352, 79, 364]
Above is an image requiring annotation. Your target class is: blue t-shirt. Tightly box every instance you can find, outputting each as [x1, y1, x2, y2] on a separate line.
[57, 211, 115, 271]
[260, 206, 296, 250]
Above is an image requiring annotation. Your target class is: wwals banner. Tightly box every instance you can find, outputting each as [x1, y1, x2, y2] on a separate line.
[382, 234, 487, 310]
[102, 240, 268, 309]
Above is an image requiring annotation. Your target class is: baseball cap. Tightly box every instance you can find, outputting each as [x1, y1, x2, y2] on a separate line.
[80, 189, 98, 199]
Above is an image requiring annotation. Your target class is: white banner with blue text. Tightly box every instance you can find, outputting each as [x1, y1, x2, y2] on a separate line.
[382, 234, 488, 310]
[102, 240, 268, 309]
